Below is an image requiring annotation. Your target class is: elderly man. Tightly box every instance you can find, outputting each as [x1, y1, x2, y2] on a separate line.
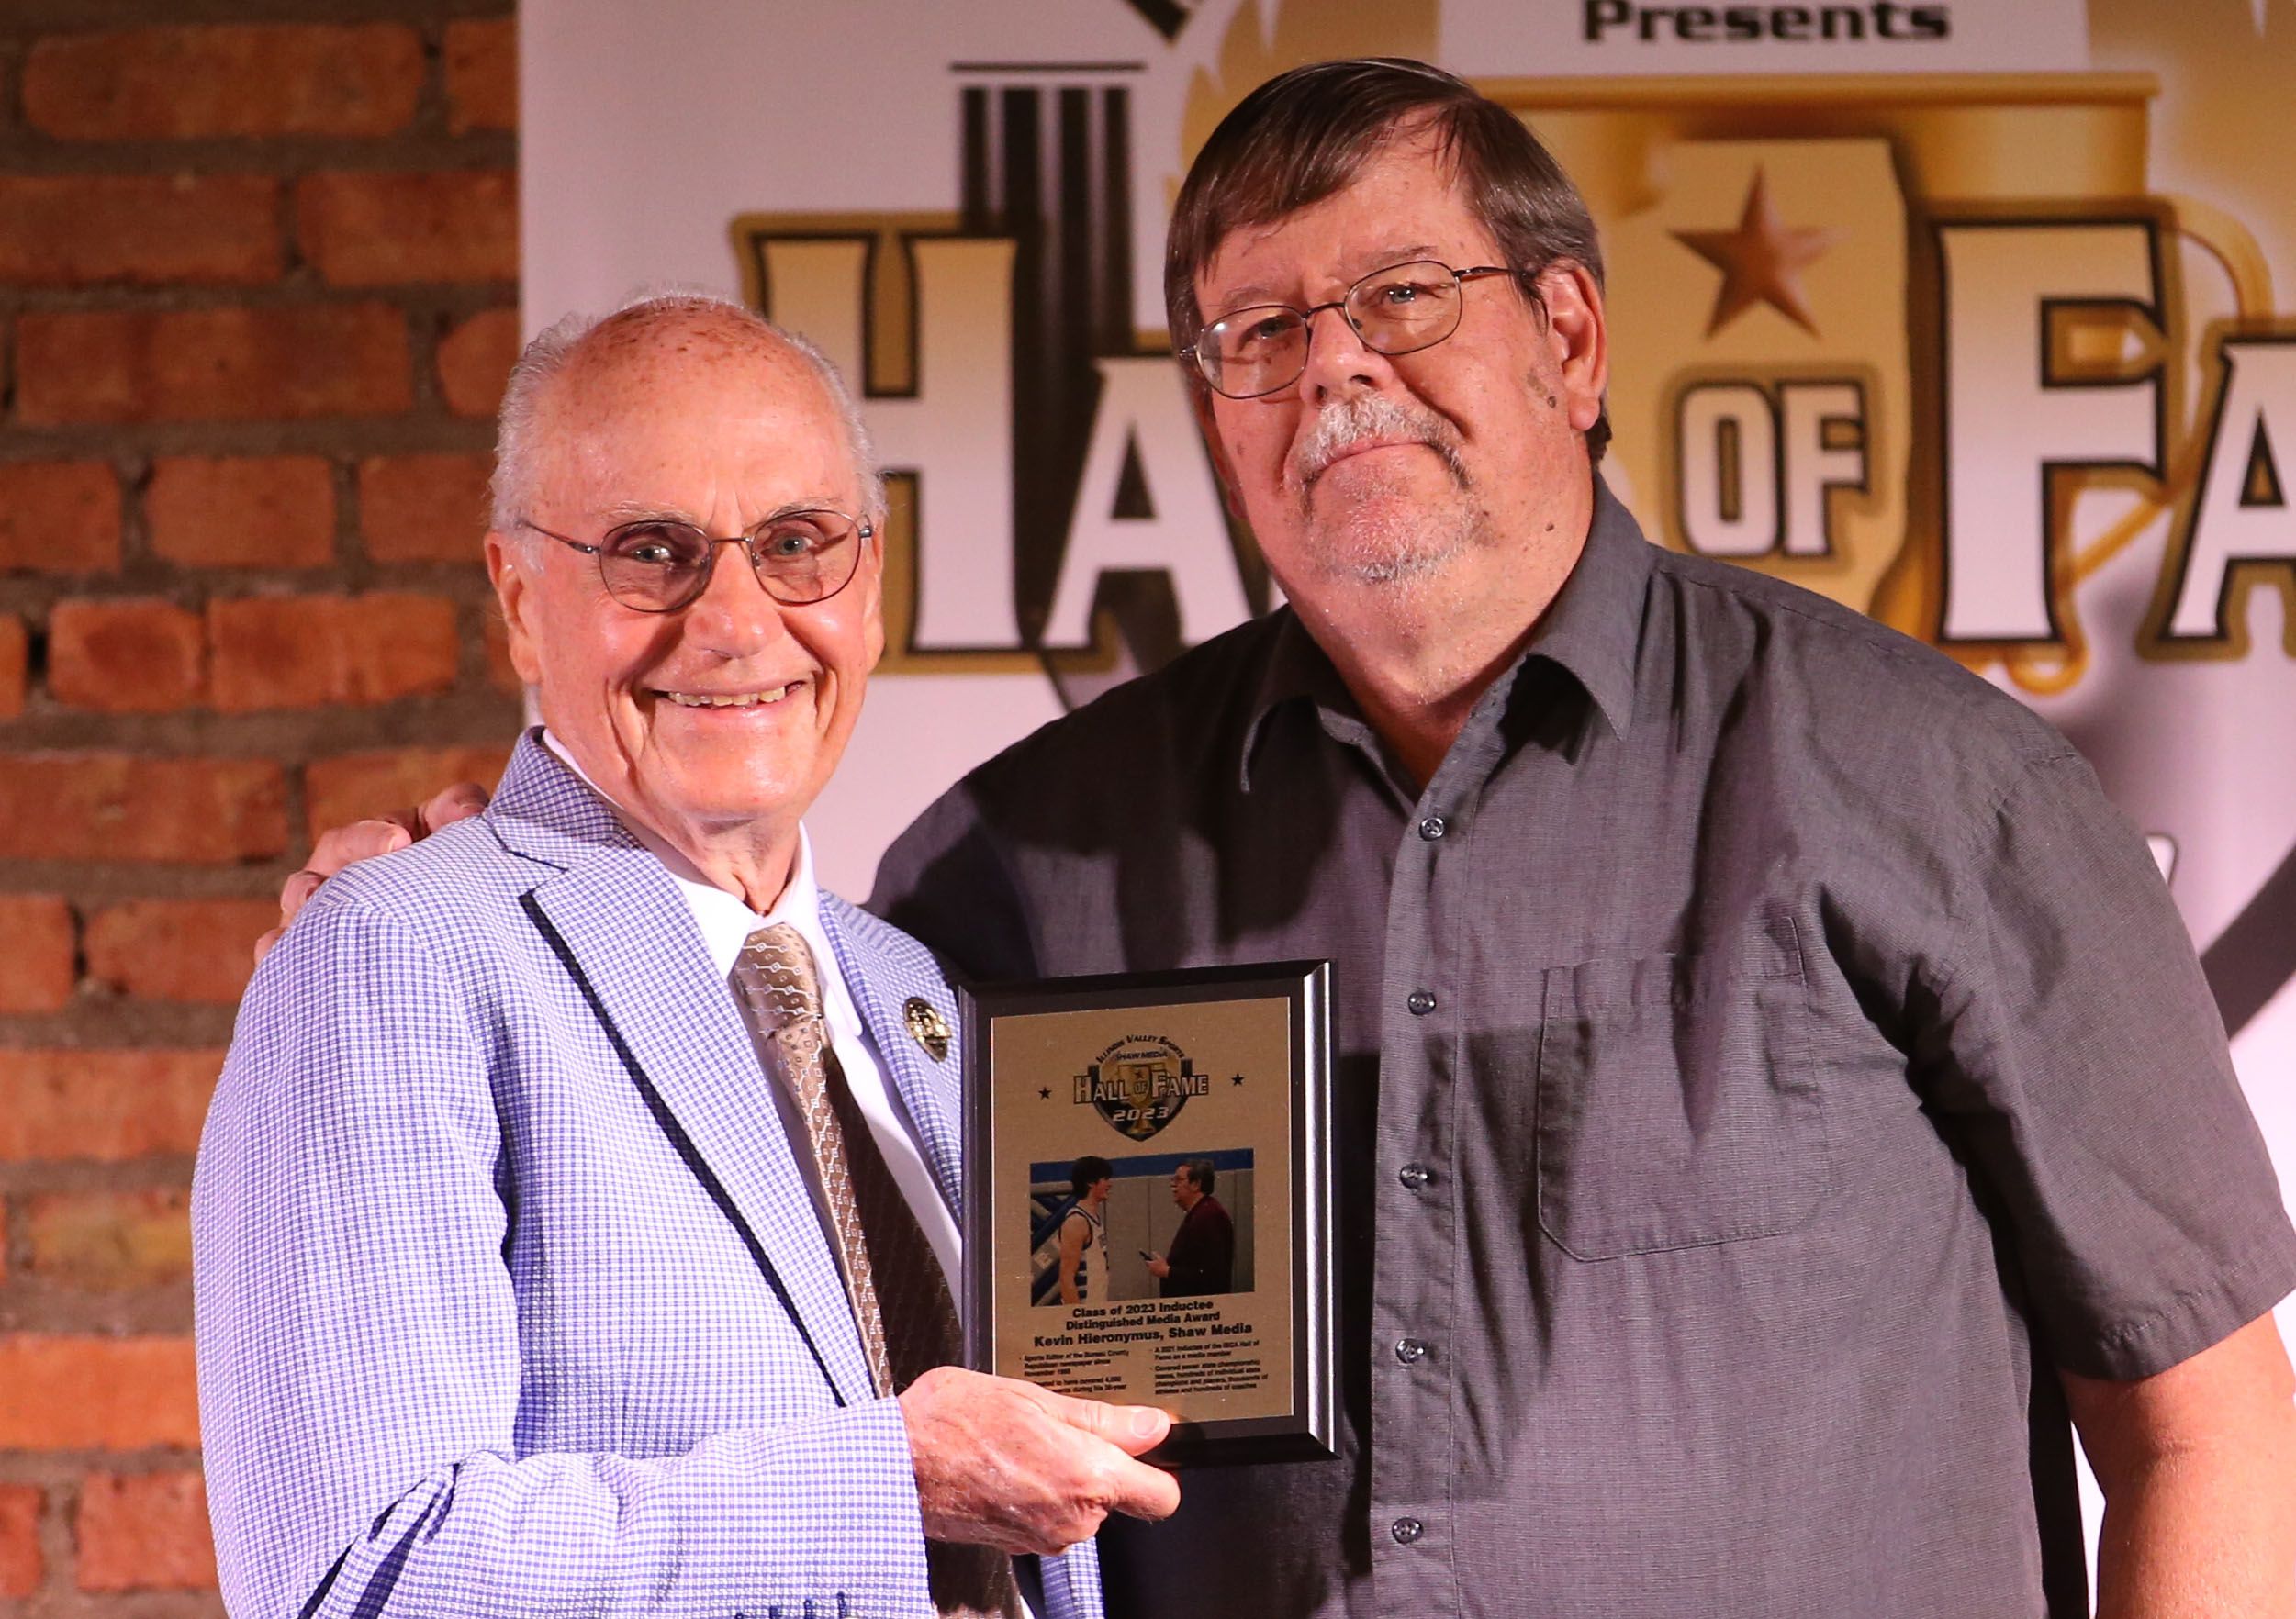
[284, 59, 2296, 1619]
[196, 296, 1176, 1619]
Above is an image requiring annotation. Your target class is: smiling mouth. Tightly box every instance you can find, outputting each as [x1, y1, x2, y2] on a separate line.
[657, 685, 797, 709]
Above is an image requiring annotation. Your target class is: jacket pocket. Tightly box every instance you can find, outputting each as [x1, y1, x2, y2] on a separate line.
[1535, 910, 1829, 1260]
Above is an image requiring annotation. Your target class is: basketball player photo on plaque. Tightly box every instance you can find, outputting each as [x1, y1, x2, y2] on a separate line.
[960, 962, 1335, 1466]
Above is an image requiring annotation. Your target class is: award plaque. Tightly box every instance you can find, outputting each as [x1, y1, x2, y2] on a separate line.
[960, 962, 1335, 1467]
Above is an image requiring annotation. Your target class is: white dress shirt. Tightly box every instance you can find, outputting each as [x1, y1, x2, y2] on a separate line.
[539, 731, 962, 1294]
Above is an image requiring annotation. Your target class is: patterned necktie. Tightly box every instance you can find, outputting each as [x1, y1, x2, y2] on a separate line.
[732, 923, 1021, 1619]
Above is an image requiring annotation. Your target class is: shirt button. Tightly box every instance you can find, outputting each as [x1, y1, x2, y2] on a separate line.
[1406, 989, 1437, 1016]
[1394, 1337, 1428, 1365]
[1392, 1517, 1425, 1546]
[1397, 1162, 1431, 1189]
[1417, 815, 1448, 841]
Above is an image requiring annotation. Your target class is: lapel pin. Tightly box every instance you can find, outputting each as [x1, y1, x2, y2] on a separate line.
[902, 997, 952, 1063]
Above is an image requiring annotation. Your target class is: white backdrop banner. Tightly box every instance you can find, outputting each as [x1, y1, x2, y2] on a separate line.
[523, 0, 2296, 1429]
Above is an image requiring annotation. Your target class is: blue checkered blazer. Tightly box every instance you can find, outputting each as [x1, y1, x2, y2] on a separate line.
[194, 735, 1104, 1619]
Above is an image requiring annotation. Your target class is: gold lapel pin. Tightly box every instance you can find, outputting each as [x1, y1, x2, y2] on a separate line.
[902, 997, 952, 1063]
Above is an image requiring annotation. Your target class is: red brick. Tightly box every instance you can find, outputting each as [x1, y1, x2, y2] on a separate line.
[0, 613, 24, 718]
[0, 896, 76, 1014]
[23, 24, 422, 140]
[0, 755, 286, 863]
[0, 174, 278, 287]
[359, 452, 492, 563]
[0, 1485, 40, 1599]
[0, 1336, 200, 1450]
[208, 593, 458, 711]
[438, 307, 520, 418]
[76, 1471, 216, 1592]
[445, 17, 517, 134]
[47, 598, 206, 713]
[84, 899, 273, 1003]
[0, 462, 122, 574]
[306, 743, 512, 839]
[25, 1190, 193, 1292]
[301, 170, 517, 286]
[147, 455, 336, 569]
[0, 1051, 218, 1165]
[15, 305, 410, 426]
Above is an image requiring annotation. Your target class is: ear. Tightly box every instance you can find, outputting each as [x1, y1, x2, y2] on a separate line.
[1537, 261, 1609, 436]
[857, 518, 888, 672]
[1188, 383, 1254, 530]
[486, 530, 547, 687]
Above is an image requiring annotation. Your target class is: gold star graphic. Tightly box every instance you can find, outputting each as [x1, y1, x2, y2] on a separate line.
[1673, 168, 1842, 338]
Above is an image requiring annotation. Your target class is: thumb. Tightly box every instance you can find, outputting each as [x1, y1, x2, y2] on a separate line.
[1034, 1389, 1171, 1456]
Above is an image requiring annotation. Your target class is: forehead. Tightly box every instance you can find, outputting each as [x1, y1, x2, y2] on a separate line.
[1196, 133, 1499, 309]
[535, 318, 854, 512]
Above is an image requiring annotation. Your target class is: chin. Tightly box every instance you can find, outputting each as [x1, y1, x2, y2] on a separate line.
[644, 764, 813, 827]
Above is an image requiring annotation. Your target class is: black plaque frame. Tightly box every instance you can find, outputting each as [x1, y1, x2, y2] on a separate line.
[960, 961, 1335, 1467]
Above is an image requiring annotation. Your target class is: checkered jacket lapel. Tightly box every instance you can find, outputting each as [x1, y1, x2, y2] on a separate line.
[823, 895, 966, 1222]
[490, 736, 877, 1409]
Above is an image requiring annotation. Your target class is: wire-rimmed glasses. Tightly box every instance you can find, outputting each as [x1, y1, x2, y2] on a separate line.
[519, 508, 874, 613]
[1183, 259, 1533, 400]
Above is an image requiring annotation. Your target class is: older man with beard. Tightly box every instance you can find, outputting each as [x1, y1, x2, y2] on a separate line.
[279, 58, 2295, 1619]
[869, 58, 2296, 1619]
[196, 296, 1176, 1619]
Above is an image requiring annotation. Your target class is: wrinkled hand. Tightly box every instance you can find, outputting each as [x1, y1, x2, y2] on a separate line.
[253, 781, 492, 963]
[899, 1366, 1180, 1556]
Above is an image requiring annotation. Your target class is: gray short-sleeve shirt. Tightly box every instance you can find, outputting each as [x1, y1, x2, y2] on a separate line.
[873, 480, 2296, 1619]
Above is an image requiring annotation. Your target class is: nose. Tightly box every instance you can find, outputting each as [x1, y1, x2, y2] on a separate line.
[1294, 300, 1391, 404]
[679, 539, 790, 657]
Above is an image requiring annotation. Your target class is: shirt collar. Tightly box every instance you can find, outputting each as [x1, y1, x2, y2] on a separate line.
[1530, 475, 1651, 744]
[1238, 475, 1650, 791]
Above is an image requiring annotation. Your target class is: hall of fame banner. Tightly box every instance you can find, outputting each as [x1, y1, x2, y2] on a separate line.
[526, 0, 2296, 1388]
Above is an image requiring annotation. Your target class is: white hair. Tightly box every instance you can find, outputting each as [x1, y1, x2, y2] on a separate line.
[487, 290, 887, 540]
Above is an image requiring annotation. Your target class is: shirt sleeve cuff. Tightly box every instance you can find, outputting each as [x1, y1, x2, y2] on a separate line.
[2079, 1216, 2296, 1380]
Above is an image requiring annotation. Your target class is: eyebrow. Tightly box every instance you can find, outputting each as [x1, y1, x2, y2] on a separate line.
[595, 498, 846, 528]
[1208, 244, 1447, 314]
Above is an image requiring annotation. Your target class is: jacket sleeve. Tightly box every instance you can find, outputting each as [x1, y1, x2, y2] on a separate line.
[193, 891, 934, 1619]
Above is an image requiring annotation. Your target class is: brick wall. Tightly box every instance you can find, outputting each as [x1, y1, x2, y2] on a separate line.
[0, 3, 520, 1608]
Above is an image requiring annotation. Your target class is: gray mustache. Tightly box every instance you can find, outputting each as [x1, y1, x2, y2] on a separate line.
[1293, 396, 1465, 487]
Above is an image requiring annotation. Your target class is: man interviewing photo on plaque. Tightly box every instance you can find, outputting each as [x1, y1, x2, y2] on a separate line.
[274, 58, 2296, 1619]
[194, 296, 1178, 1619]
[1147, 1158, 1236, 1298]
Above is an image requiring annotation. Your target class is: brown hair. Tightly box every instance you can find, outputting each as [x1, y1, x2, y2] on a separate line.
[1165, 58, 1609, 459]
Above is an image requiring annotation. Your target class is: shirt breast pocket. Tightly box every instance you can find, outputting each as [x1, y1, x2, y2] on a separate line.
[1534, 910, 1830, 1261]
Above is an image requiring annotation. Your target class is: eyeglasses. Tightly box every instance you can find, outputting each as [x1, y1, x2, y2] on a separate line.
[519, 508, 874, 614]
[1183, 259, 1534, 400]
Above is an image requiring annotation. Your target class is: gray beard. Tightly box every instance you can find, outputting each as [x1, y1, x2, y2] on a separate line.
[1291, 395, 1484, 589]
[1304, 462, 1490, 593]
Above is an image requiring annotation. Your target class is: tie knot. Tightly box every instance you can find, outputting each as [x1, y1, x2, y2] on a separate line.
[737, 922, 823, 1029]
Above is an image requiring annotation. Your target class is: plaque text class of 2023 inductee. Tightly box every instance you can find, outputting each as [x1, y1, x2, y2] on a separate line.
[961, 963, 1335, 1466]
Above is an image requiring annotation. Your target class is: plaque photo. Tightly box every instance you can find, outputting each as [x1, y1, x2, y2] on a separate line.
[960, 962, 1334, 1467]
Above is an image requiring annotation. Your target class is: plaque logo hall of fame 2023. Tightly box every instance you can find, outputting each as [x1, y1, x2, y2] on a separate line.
[727, 0, 2296, 1062]
[982, 996, 1295, 1424]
